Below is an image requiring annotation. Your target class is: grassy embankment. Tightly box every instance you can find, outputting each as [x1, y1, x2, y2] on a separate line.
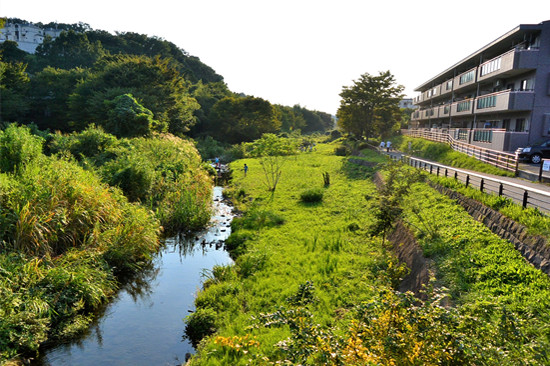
[0, 124, 213, 362]
[392, 135, 516, 177]
[187, 141, 550, 365]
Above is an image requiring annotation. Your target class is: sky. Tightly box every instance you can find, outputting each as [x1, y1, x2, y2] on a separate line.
[3, 0, 550, 115]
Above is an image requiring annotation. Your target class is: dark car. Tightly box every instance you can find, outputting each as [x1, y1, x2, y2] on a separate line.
[516, 139, 550, 164]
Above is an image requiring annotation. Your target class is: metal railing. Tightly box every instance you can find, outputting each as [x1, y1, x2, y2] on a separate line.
[402, 129, 518, 174]
[394, 155, 550, 214]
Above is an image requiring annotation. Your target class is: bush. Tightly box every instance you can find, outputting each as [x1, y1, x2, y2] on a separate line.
[334, 145, 350, 156]
[185, 307, 218, 347]
[225, 230, 254, 258]
[300, 188, 324, 203]
[48, 125, 119, 164]
[0, 124, 44, 173]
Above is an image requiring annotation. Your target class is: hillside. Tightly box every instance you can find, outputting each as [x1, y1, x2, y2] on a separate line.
[0, 19, 333, 145]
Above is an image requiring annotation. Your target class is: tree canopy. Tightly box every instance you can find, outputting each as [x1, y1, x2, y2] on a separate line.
[337, 71, 404, 139]
[207, 96, 281, 144]
[1, 19, 334, 141]
[68, 55, 199, 134]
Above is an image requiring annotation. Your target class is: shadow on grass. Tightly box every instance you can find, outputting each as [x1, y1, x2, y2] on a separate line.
[341, 159, 381, 180]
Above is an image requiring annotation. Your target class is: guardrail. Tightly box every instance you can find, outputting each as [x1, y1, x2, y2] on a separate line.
[393, 154, 550, 214]
[402, 129, 518, 174]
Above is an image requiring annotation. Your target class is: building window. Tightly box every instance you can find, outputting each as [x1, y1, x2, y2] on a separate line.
[459, 70, 475, 85]
[477, 95, 497, 109]
[480, 57, 502, 76]
[520, 78, 535, 91]
[515, 118, 526, 132]
[444, 105, 450, 114]
[457, 100, 471, 112]
[446, 80, 453, 91]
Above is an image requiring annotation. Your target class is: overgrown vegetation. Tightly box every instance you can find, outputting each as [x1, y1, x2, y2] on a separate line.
[395, 136, 515, 177]
[431, 174, 550, 237]
[0, 124, 212, 362]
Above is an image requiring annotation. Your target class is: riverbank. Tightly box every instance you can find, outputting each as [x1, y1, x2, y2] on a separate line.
[187, 141, 550, 365]
[34, 187, 234, 365]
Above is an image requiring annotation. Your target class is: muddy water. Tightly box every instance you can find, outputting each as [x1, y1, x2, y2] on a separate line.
[36, 187, 233, 366]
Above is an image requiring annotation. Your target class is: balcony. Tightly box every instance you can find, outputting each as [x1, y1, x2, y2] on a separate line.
[452, 99, 473, 116]
[453, 67, 477, 92]
[474, 90, 534, 114]
[478, 48, 539, 82]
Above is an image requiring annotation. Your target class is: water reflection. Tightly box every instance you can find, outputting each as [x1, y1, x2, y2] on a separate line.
[36, 187, 234, 366]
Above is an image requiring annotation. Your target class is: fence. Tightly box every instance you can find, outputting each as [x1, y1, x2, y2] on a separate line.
[393, 155, 550, 214]
[402, 129, 518, 174]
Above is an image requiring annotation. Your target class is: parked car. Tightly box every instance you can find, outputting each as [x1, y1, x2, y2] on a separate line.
[516, 139, 550, 164]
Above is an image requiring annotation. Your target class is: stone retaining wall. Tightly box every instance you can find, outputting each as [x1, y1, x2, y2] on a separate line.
[430, 182, 550, 275]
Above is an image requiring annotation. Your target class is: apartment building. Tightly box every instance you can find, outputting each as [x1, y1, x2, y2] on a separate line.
[411, 20, 550, 152]
[0, 22, 62, 54]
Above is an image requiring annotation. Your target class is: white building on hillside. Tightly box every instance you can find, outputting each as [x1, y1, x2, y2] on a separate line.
[0, 22, 62, 54]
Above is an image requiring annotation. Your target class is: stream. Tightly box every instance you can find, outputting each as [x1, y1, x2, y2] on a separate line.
[35, 186, 234, 366]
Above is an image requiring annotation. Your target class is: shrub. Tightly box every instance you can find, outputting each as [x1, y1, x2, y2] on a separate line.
[334, 145, 350, 156]
[0, 124, 44, 173]
[300, 187, 324, 203]
[224, 230, 254, 258]
[185, 307, 218, 347]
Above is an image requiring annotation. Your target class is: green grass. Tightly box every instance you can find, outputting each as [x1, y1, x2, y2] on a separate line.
[189, 141, 550, 365]
[430, 175, 550, 237]
[188, 142, 391, 364]
[395, 136, 515, 177]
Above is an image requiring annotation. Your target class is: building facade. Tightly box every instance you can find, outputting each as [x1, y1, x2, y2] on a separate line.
[0, 22, 62, 54]
[411, 20, 550, 152]
[399, 98, 416, 109]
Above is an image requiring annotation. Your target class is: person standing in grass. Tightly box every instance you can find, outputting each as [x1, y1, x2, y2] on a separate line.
[244, 163, 248, 177]
[380, 141, 385, 151]
[386, 140, 391, 152]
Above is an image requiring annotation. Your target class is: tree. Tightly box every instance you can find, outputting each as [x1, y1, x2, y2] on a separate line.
[248, 134, 297, 192]
[208, 96, 281, 144]
[337, 71, 404, 139]
[27, 67, 88, 131]
[34, 30, 106, 70]
[105, 93, 161, 137]
[0, 61, 30, 122]
[68, 55, 199, 135]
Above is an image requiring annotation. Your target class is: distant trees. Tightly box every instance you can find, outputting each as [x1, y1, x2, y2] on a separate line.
[207, 96, 281, 144]
[1, 19, 334, 142]
[337, 71, 404, 139]
[34, 30, 106, 71]
[0, 61, 30, 122]
[68, 55, 199, 135]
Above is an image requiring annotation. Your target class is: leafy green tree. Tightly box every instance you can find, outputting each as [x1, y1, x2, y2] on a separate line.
[0, 61, 30, 122]
[275, 105, 306, 132]
[208, 96, 281, 144]
[34, 30, 107, 70]
[337, 71, 404, 139]
[86, 30, 224, 83]
[68, 55, 199, 135]
[0, 40, 29, 63]
[190, 80, 232, 134]
[27, 67, 88, 131]
[248, 133, 297, 192]
[105, 93, 162, 137]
